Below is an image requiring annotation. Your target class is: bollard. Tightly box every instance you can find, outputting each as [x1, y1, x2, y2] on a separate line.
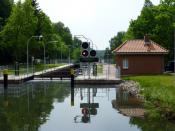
[70, 68, 75, 88]
[15, 62, 19, 76]
[71, 88, 74, 106]
[3, 69, 8, 89]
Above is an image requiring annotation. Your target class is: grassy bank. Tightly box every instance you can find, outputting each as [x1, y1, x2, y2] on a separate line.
[97, 64, 103, 75]
[5, 64, 65, 75]
[123, 74, 175, 120]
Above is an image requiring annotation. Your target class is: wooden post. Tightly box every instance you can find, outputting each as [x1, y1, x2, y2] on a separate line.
[71, 88, 74, 106]
[70, 68, 75, 88]
[3, 69, 8, 89]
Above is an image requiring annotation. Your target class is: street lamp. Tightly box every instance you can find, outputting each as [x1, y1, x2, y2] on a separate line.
[68, 45, 73, 64]
[27, 35, 43, 76]
[74, 35, 98, 50]
[44, 41, 58, 71]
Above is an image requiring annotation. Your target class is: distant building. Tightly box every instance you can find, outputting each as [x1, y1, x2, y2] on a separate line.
[113, 36, 168, 75]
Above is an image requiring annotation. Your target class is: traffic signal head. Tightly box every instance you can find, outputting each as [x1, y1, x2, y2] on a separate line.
[81, 42, 89, 49]
[81, 50, 89, 57]
[81, 42, 90, 57]
[90, 50, 96, 57]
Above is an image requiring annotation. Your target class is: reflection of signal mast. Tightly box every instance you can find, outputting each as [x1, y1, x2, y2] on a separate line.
[74, 88, 99, 123]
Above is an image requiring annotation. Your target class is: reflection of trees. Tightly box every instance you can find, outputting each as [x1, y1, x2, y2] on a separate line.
[130, 117, 175, 131]
[0, 82, 70, 130]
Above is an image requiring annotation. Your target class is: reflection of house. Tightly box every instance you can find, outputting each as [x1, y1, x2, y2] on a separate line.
[112, 90, 145, 117]
[113, 36, 168, 75]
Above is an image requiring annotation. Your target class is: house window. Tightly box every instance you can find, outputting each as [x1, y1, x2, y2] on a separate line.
[123, 58, 129, 69]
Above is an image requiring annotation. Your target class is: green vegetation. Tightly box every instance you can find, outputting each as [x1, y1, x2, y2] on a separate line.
[109, 0, 175, 62]
[0, 0, 81, 65]
[97, 64, 103, 74]
[124, 74, 175, 120]
[6, 64, 65, 75]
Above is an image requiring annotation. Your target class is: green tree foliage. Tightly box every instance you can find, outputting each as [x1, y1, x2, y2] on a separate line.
[122, 0, 175, 61]
[109, 31, 125, 51]
[0, 0, 38, 63]
[0, 0, 76, 64]
[53, 22, 73, 46]
[144, 0, 154, 7]
[160, 0, 175, 6]
[0, 0, 13, 30]
[72, 37, 82, 60]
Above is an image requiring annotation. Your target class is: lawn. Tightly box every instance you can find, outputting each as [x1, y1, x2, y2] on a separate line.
[97, 64, 103, 75]
[123, 74, 175, 119]
[3, 64, 65, 75]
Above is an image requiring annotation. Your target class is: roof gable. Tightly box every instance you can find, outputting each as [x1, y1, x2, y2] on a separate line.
[113, 40, 168, 54]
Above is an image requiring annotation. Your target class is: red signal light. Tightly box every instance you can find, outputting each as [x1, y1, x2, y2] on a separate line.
[81, 50, 89, 57]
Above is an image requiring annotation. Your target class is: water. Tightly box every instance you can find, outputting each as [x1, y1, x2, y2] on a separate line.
[0, 81, 175, 131]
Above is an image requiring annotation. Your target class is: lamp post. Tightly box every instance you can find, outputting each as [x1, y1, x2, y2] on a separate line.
[27, 35, 43, 76]
[69, 47, 71, 64]
[74, 35, 98, 50]
[68, 45, 74, 64]
[44, 41, 58, 71]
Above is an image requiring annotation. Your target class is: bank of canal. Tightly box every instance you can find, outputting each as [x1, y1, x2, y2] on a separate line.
[124, 74, 175, 120]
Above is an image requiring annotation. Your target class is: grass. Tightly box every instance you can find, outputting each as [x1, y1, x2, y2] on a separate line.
[97, 64, 103, 74]
[2, 64, 65, 75]
[123, 74, 175, 119]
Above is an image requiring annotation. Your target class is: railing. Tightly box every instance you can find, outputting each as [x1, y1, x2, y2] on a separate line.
[77, 63, 120, 80]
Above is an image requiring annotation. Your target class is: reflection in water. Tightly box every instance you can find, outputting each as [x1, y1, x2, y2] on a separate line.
[112, 88, 145, 117]
[0, 83, 175, 131]
[72, 87, 99, 123]
[0, 82, 70, 131]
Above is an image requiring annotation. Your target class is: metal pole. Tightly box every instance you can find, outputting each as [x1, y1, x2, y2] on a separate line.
[27, 35, 43, 76]
[27, 37, 32, 76]
[61, 44, 62, 63]
[69, 47, 70, 64]
[44, 43, 46, 71]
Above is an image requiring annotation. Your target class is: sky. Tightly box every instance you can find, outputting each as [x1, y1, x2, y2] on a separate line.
[15, 0, 160, 50]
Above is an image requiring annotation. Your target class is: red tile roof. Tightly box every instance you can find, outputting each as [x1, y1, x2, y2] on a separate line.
[113, 40, 168, 54]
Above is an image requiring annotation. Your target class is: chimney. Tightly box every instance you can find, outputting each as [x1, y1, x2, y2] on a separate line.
[144, 34, 151, 45]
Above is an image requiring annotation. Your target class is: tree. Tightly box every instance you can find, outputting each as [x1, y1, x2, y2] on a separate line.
[123, 1, 175, 61]
[0, 0, 13, 30]
[109, 31, 125, 51]
[71, 37, 82, 60]
[144, 0, 154, 7]
[160, 0, 175, 6]
[0, 0, 76, 64]
[53, 22, 73, 46]
[0, 0, 37, 63]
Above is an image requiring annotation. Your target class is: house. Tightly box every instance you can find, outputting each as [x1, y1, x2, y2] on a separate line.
[113, 36, 168, 75]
